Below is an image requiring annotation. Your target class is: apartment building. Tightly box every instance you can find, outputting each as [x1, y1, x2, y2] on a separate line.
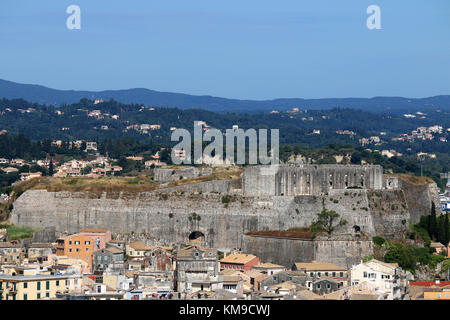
[0, 266, 81, 300]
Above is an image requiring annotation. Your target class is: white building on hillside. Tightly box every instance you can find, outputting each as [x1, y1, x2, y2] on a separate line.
[350, 259, 408, 300]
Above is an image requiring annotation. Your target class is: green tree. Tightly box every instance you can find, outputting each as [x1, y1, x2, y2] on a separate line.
[310, 208, 348, 235]
[384, 243, 417, 273]
[429, 202, 438, 240]
[48, 158, 54, 176]
[442, 259, 450, 279]
[442, 214, 449, 246]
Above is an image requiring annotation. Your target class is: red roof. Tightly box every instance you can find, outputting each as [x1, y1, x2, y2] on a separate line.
[409, 281, 450, 288]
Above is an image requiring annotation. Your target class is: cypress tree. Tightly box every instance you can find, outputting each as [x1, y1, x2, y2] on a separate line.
[443, 214, 449, 247]
[48, 159, 54, 176]
[430, 202, 437, 240]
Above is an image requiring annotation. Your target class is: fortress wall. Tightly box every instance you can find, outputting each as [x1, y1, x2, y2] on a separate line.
[314, 237, 374, 268]
[154, 167, 212, 182]
[398, 179, 441, 223]
[11, 190, 298, 250]
[367, 190, 410, 237]
[241, 235, 314, 268]
[152, 180, 237, 194]
[242, 234, 373, 269]
[10, 186, 411, 251]
[243, 165, 384, 196]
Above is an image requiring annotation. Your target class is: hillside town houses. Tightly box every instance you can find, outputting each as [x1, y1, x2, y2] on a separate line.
[1, 226, 449, 301]
[0, 141, 168, 181]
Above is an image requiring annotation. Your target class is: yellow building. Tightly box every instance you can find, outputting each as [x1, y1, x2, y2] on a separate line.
[424, 288, 450, 300]
[0, 266, 82, 300]
[126, 241, 152, 258]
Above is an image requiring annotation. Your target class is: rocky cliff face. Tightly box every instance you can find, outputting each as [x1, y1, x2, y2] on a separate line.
[10, 181, 426, 250]
[398, 177, 441, 223]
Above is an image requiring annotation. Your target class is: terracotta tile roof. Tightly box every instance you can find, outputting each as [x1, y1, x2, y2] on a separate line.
[367, 259, 399, 269]
[244, 270, 266, 278]
[270, 281, 297, 291]
[220, 253, 258, 265]
[220, 269, 241, 276]
[350, 293, 380, 300]
[294, 262, 347, 271]
[295, 289, 321, 300]
[259, 292, 283, 298]
[430, 242, 446, 248]
[176, 247, 217, 259]
[105, 246, 123, 254]
[253, 263, 285, 269]
[410, 281, 450, 288]
[128, 241, 152, 251]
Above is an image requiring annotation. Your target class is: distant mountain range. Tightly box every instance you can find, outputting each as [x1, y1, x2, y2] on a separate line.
[1, 78, 449, 113]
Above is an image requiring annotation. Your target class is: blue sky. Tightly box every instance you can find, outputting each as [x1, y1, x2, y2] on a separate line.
[0, 0, 449, 99]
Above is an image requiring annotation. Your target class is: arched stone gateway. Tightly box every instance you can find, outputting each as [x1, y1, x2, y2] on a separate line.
[188, 231, 205, 242]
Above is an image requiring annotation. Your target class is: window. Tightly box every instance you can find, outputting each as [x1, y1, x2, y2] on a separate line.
[310, 272, 314, 277]
[317, 284, 321, 289]
[37, 293, 41, 299]
[325, 272, 329, 276]
[86, 248, 89, 252]
[340, 272, 344, 277]
[23, 294, 28, 300]
[76, 248, 79, 252]
[65, 280, 70, 287]
[75, 241, 80, 245]
[332, 272, 336, 277]
[69, 248, 72, 253]
[46, 292, 50, 298]
[69, 241, 72, 245]
[85, 241, 90, 245]
[327, 284, 331, 289]
[46, 281, 50, 290]
[56, 280, 60, 286]
[23, 282, 27, 289]
[317, 272, 321, 277]
[37, 282, 41, 290]
[363, 272, 368, 278]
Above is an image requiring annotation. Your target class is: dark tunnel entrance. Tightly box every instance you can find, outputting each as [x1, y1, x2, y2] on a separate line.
[189, 231, 205, 242]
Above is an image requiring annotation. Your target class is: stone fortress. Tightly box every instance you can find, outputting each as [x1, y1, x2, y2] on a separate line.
[242, 164, 385, 196]
[10, 164, 439, 268]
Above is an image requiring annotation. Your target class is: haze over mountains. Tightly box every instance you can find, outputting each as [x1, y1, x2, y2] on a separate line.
[0, 78, 449, 113]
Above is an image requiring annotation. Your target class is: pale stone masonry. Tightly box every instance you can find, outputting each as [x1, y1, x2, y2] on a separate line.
[242, 164, 384, 196]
